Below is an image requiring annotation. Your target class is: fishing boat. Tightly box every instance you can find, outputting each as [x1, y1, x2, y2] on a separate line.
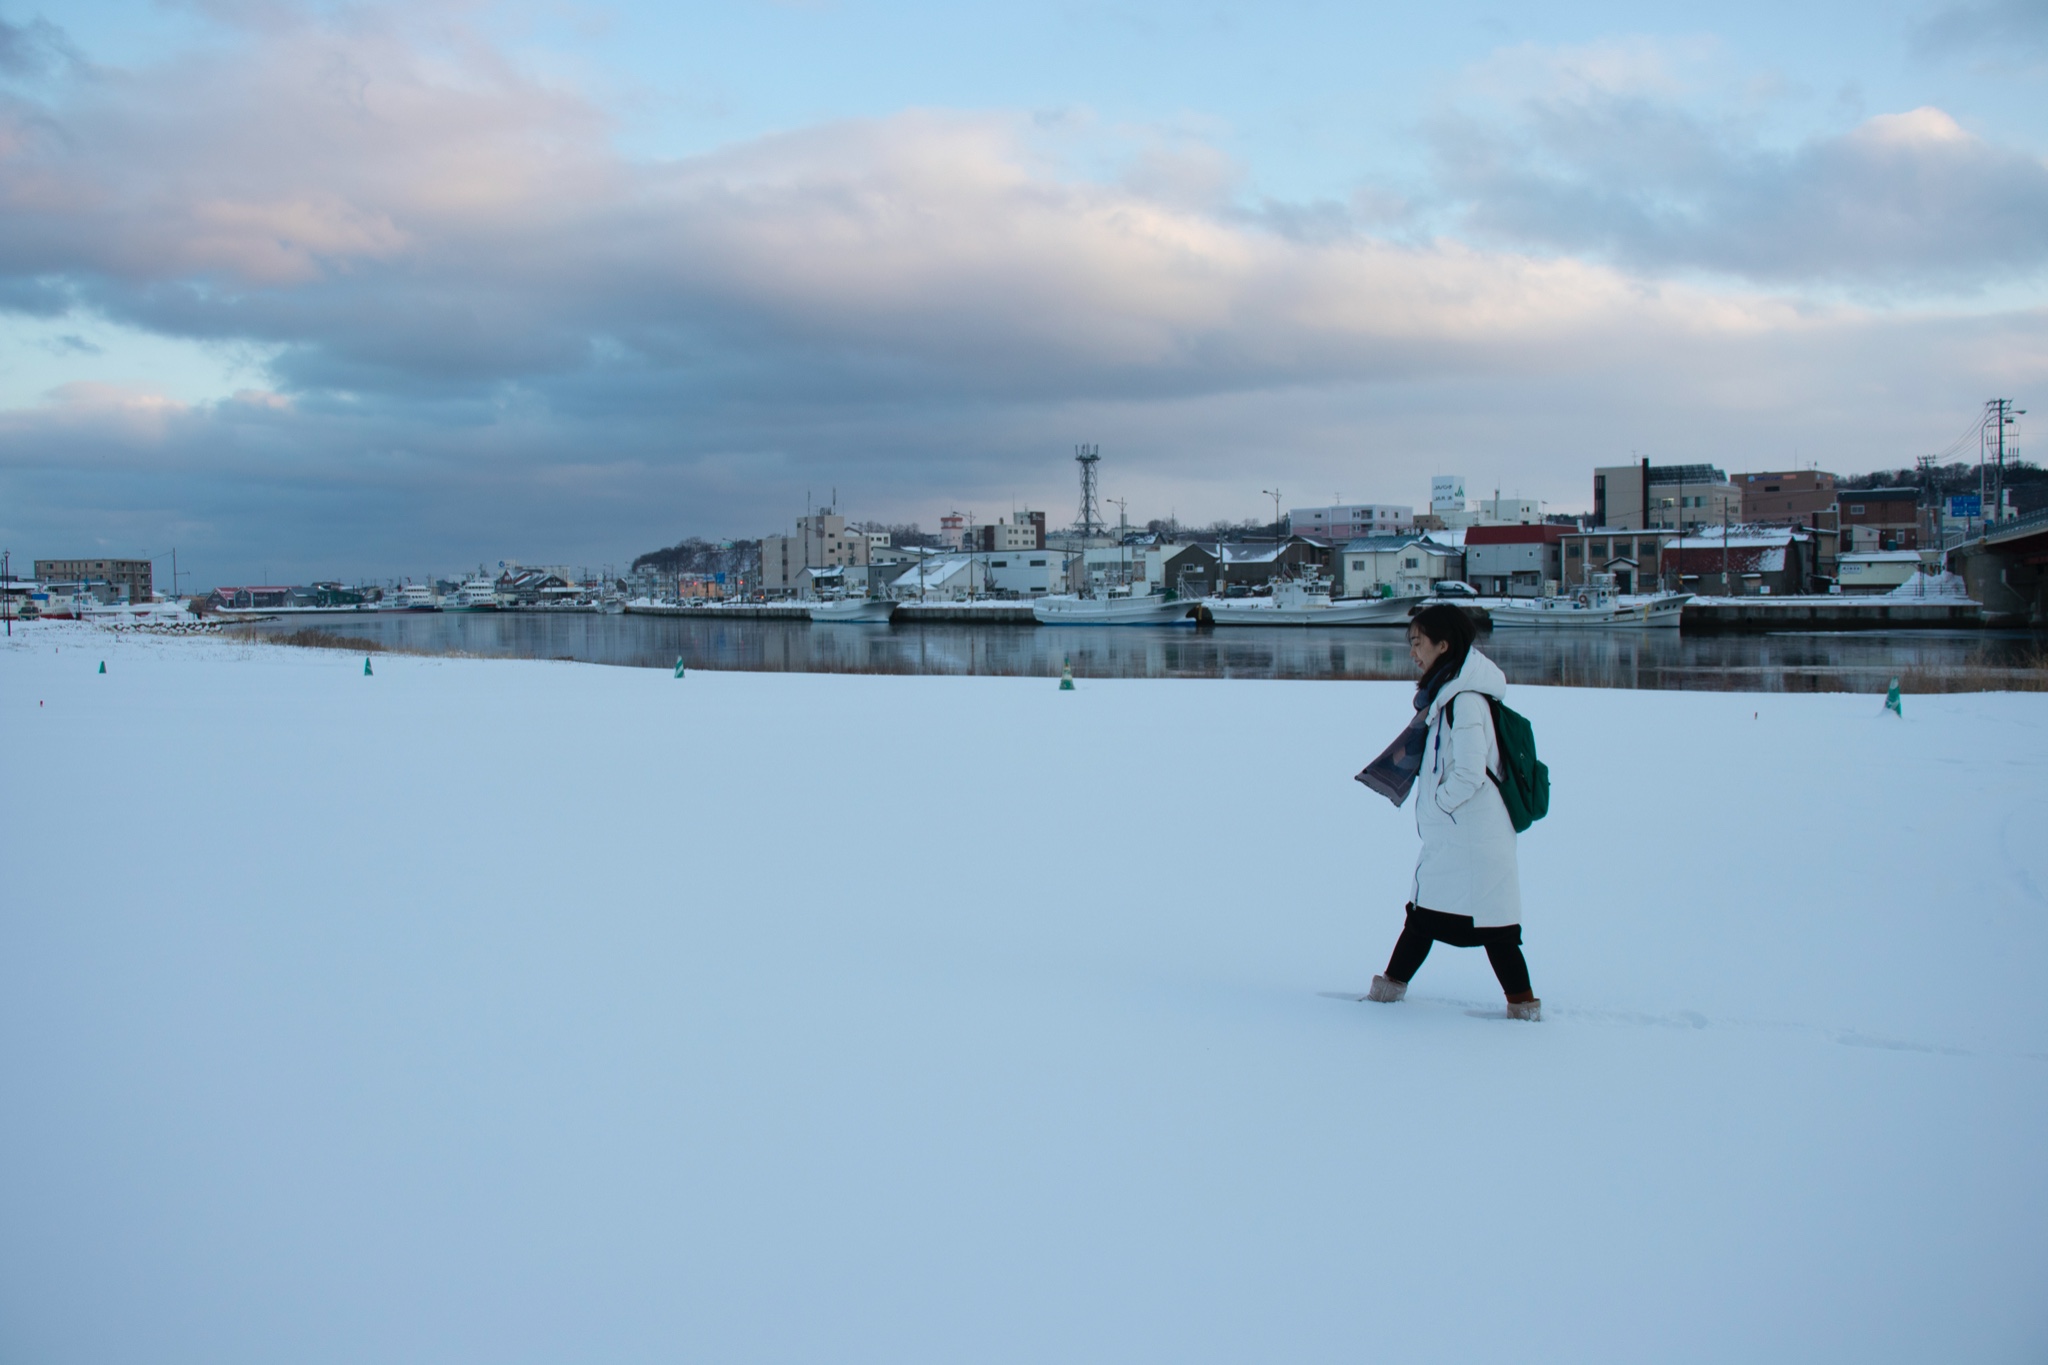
[444, 578, 501, 612]
[1032, 592, 1196, 625]
[1489, 575, 1688, 629]
[807, 597, 897, 623]
[380, 583, 441, 612]
[1204, 579, 1424, 626]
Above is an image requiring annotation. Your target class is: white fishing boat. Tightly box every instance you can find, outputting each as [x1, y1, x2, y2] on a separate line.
[381, 583, 441, 612]
[1490, 575, 1689, 629]
[1204, 579, 1424, 626]
[806, 597, 897, 623]
[1032, 592, 1196, 625]
[444, 577, 500, 612]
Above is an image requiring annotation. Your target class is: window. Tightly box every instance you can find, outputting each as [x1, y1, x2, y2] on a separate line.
[1404, 558, 1418, 569]
[1567, 544, 1581, 558]
[1849, 504, 1865, 515]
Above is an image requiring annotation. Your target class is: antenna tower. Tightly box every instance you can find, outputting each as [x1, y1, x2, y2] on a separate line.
[1074, 444, 1102, 540]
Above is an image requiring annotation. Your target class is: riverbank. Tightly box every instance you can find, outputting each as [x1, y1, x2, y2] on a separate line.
[3, 625, 2044, 1363]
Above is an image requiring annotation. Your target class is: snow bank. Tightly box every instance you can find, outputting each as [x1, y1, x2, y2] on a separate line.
[3, 623, 2044, 1364]
[1887, 570, 1975, 600]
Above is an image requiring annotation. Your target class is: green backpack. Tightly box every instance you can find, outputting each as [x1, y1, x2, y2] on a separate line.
[1451, 693, 1550, 833]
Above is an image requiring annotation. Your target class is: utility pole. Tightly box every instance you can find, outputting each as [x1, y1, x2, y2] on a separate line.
[1982, 399, 2025, 524]
[1262, 488, 1283, 544]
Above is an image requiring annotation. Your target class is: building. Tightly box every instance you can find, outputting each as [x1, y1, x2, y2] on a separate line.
[494, 569, 575, 604]
[1837, 550, 1927, 595]
[759, 513, 872, 595]
[1431, 476, 1466, 519]
[1558, 529, 1674, 594]
[208, 586, 294, 610]
[939, 513, 967, 548]
[1659, 526, 1836, 596]
[1141, 544, 1220, 598]
[967, 511, 1048, 552]
[1212, 538, 1332, 591]
[884, 552, 982, 600]
[1335, 535, 1464, 599]
[1839, 488, 1920, 551]
[35, 558, 153, 602]
[1464, 526, 1568, 597]
[1287, 503, 1414, 540]
[1592, 462, 1741, 532]
[983, 548, 1066, 596]
[1738, 471, 1838, 526]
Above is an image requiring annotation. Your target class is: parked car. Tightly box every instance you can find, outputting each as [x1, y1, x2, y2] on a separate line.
[1430, 580, 1480, 598]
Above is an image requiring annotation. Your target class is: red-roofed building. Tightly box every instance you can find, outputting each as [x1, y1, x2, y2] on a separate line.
[1464, 525, 1568, 597]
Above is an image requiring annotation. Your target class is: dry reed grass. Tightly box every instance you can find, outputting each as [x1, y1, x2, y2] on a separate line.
[1894, 645, 2048, 694]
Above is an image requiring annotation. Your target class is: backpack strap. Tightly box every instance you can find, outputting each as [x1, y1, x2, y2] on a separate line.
[1442, 692, 1503, 784]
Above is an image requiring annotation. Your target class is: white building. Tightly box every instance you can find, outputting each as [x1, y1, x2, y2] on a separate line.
[884, 553, 982, 600]
[1336, 535, 1465, 598]
[1287, 503, 1414, 540]
[983, 549, 1067, 596]
[1436, 497, 1544, 530]
[1431, 476, 1466, 517]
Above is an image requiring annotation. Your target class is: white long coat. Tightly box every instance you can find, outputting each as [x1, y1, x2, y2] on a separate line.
[1411, 650, 1521, 927]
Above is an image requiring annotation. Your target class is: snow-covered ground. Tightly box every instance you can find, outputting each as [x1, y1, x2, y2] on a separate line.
[3, 622, 2044, 1364]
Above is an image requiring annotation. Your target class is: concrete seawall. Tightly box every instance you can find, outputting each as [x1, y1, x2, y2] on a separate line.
[1680, 599, 1983, 631]
[623, 601, 1041, 624]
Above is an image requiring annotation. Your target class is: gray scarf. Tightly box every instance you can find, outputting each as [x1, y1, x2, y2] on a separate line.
[1356, 659, 1457, 805]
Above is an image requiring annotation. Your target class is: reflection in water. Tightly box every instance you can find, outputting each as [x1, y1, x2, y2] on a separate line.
[238, 612, 2045, 692]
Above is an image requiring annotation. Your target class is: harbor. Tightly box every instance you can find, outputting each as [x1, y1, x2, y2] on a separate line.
[226, 609, 2043, 692]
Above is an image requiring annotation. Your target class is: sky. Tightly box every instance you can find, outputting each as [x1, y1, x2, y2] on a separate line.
[1, 0, 2044, 585]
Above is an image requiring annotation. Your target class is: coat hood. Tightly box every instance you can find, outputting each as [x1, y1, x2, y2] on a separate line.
[1425, 649, 1507, 722]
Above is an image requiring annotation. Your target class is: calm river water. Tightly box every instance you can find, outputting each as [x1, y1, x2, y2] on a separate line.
[236, 611, 2046, 692]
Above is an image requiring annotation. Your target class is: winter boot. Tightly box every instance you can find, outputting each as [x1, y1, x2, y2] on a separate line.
[1365, 975, 1407, 1003]
[1505, 997, 1542, 1022]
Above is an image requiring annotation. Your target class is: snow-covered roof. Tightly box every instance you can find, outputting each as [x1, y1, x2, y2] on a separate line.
[1837, 550, 1924, 564]
[1216, 544, 1288, 563]
[1338, 534, 1423, 552]
[1669, 528, 1799, 550]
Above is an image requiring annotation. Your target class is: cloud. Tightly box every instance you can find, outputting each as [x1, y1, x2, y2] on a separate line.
[1912, 0, 2048, 58]
[35, 330, 99, 356]
[0, 7, 2043, 580]
[0, 16, 76, 80]
[1429, 85, 2048, 290]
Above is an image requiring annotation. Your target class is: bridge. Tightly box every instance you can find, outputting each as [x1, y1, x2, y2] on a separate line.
[1950, 508, 2048, 626]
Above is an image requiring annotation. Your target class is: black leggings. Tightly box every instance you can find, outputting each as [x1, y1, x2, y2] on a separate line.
[1385, 904, 1531, 996]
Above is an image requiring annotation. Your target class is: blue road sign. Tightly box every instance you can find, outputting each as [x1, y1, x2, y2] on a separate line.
[1949, 495, 1982, 518]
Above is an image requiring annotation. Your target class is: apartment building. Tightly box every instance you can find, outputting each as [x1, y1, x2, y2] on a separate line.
[759, 513, 872, 595]
[35, 557, 153, 602]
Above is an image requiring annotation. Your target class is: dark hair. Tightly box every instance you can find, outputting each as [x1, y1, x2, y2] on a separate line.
[1409, 602, 1476, 654]
[1409, 601, 1474, 687]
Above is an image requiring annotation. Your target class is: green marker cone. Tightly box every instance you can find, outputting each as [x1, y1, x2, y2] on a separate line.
[98, 661, 105, 674]
[364, 657, 373, 676]
[1059, 657, 1074, 691]
[674, 657, 686, 678]
[1885, 676, 1901, 716]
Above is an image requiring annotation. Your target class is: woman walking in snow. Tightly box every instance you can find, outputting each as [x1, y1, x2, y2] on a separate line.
[1356, 603, 1540, 1020]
